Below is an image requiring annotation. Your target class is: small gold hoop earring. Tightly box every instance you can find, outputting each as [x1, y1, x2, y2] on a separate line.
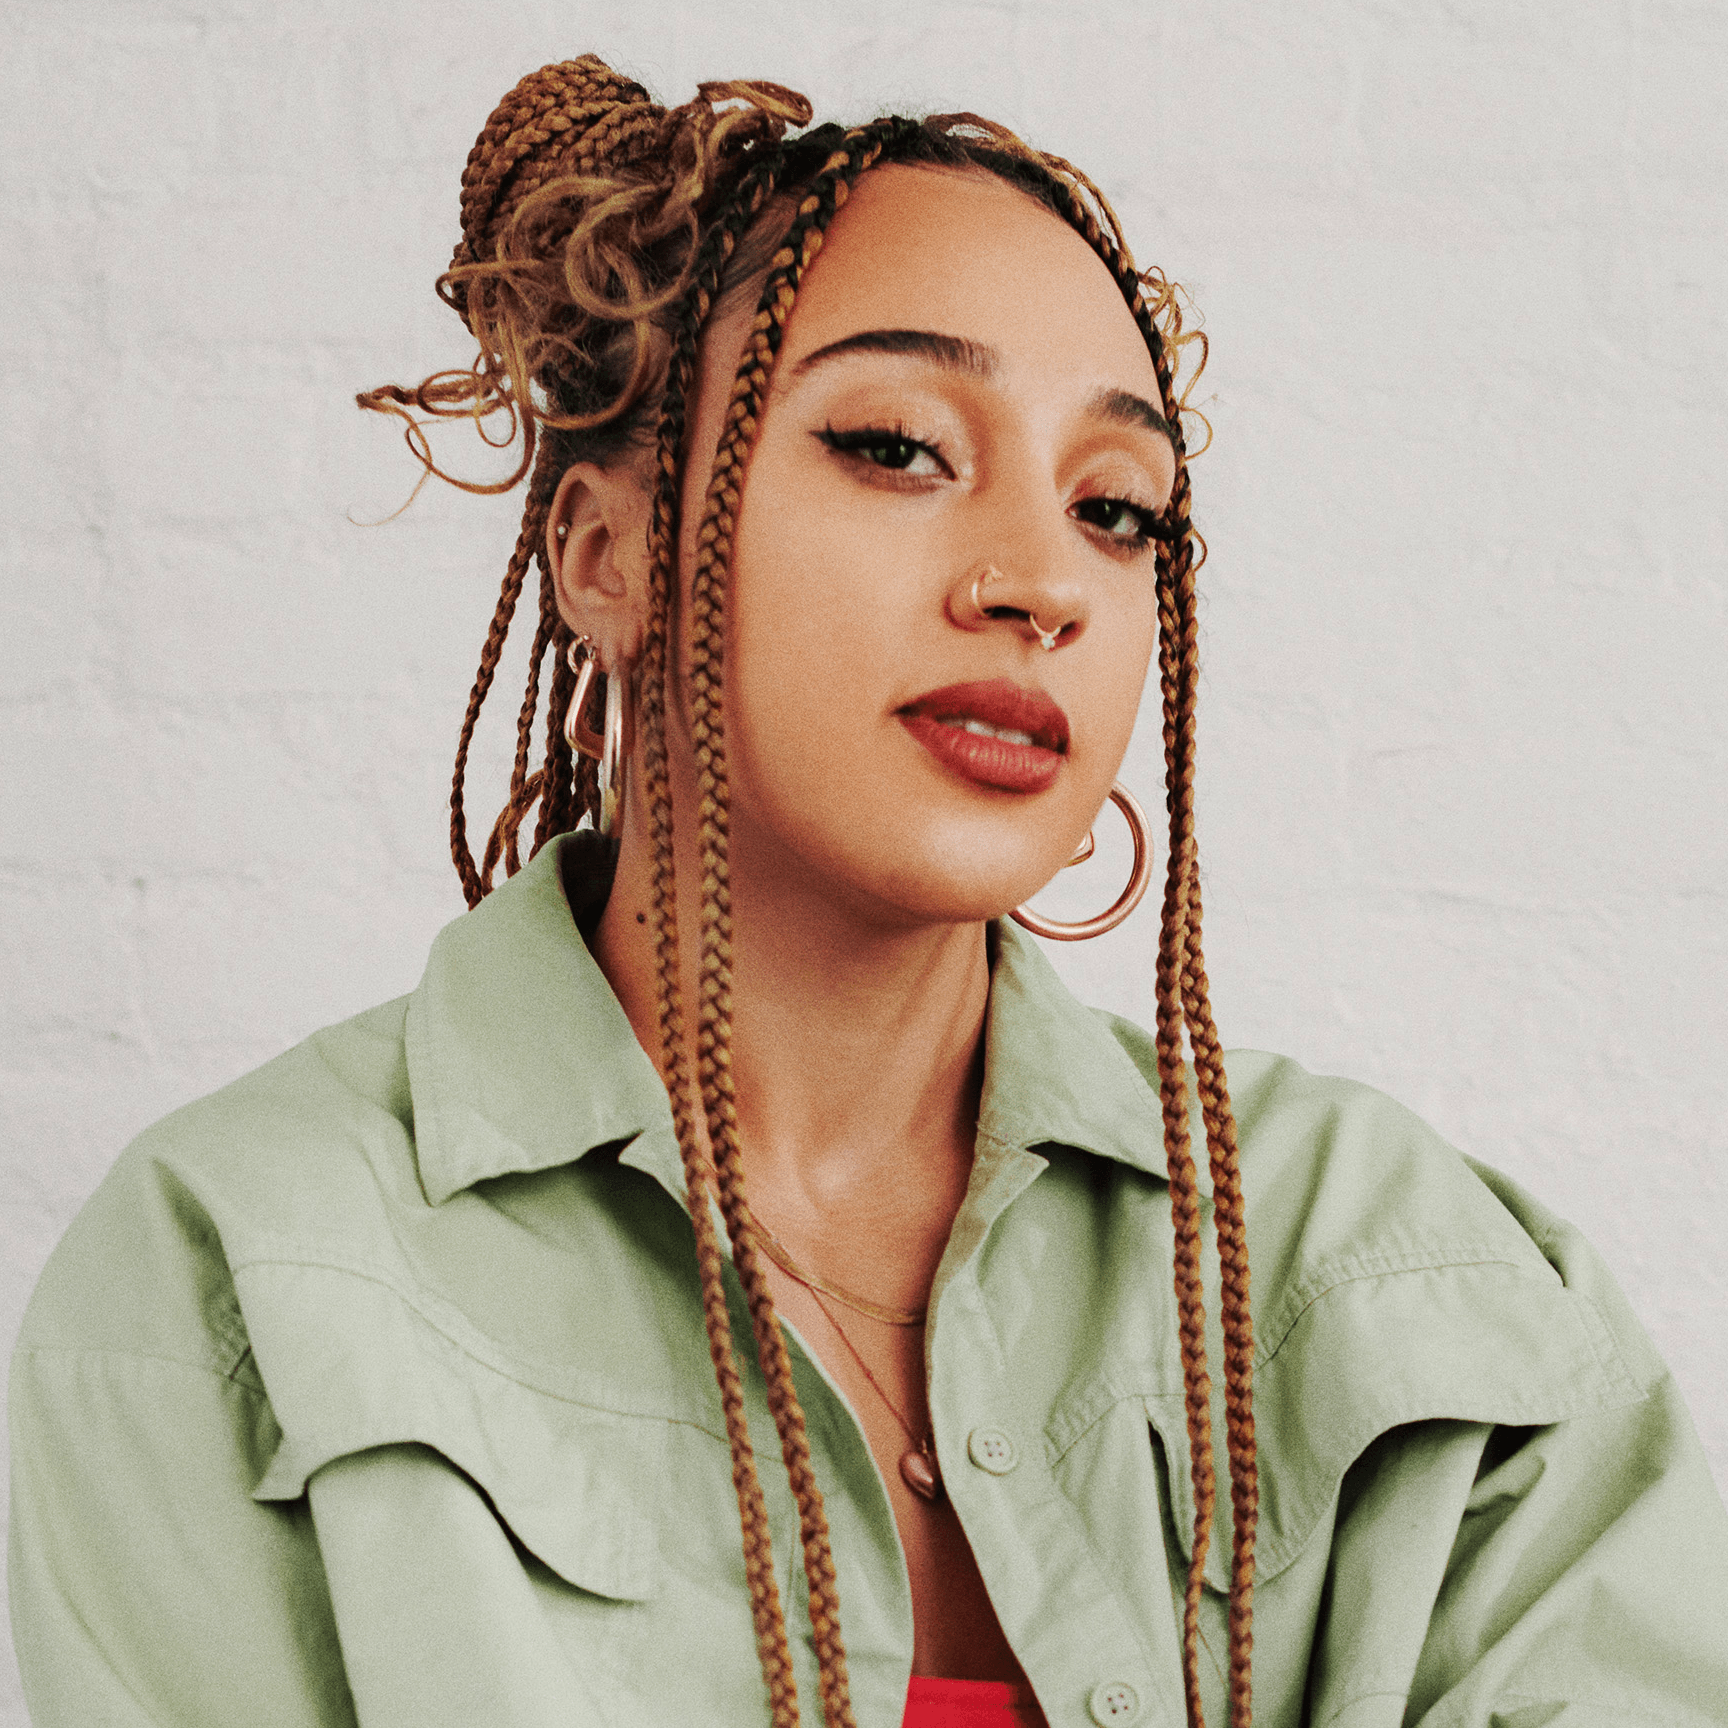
[563, 637, 626, 837]
[1010, 781, 1153, 941]
[967, 564, 1002, 625]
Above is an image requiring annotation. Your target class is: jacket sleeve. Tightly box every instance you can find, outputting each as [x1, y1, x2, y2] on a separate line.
[1312, 1168, 1728, 1728]
[9, 1344, 358, 1728]
[1416, 1165, 1728, 1726]
[1401, 1368, 1728, 1726]
[8, 1138, 359, 1728]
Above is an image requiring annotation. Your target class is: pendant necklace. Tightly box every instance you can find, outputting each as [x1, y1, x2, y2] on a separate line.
[803, 1282, 944, 1502]
[737, 1203, 942, 1500]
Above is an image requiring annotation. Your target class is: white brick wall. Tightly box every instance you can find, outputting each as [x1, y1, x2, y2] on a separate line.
[3, 0, 1724, 1715]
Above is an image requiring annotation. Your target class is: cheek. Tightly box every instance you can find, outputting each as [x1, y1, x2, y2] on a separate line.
[1087, 597, 1160, 764]
[724, 448, 919, 785]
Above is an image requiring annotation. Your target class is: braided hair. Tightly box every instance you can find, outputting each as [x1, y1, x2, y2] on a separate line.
[360, 54, 1256, 1728]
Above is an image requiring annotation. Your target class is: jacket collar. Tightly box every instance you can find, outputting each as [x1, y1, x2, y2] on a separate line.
[406, 831, 1170, 1208]
[405, 834, 674, 1207]
[980, 922, 1168, 1180]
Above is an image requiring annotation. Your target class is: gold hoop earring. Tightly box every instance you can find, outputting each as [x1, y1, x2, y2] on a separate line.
[1010, 782, 1153, 941]
[563, 638, 626, 838]
[966, 564, 1003, 625]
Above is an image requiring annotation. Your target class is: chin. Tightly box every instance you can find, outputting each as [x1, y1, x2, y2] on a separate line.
[730, 753, 1088, 929]
[839, 835, 1064, 931]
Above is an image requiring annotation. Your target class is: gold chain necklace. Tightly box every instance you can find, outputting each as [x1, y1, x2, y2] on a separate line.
[738, 1200, 927, 1327]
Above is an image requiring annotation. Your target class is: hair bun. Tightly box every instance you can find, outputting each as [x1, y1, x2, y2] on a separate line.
[452, 55, 664, 286]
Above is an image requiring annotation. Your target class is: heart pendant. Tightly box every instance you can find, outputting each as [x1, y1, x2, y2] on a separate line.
[900, 1447, 944, 1502]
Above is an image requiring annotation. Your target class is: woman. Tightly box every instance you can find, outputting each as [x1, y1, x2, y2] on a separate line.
[10, 54, 1728, 1728]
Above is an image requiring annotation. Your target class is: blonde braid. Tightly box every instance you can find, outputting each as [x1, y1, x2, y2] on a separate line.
[451, 446, 558, 906]
[679, 125, 920, 1728]
[1154, 390, 1256, 1728]
[639, 159, 814, 1725]
[532, 625, 583, 854]
[1139, 251, 1257, 1728]
[1006, 132, 1256, 1726]
[1153, 527, 1218, 1723]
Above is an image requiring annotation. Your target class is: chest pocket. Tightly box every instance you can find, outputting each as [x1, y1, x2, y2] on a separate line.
[244, 1259, 664, 1603]
[1142, 1250, 1649, 1591]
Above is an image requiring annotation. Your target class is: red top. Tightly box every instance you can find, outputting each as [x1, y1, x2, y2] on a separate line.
[902, 1676, 1042, 1728]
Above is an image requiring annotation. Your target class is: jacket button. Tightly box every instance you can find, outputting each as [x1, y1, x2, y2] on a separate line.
[1088, 1680, 1141, 1725]
[966, 1428, 1017, 1474]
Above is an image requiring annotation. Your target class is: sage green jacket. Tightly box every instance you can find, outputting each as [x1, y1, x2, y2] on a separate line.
[10, 835, 1728, 1728]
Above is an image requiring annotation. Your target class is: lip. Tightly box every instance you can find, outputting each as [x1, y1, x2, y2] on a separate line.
[897, 679, 1070, 794]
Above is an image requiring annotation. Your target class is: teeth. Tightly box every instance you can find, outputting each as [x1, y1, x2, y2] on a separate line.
[943, 717, 1036, 747]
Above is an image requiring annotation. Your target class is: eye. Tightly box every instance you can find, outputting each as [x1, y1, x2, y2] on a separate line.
[817, 425, 949, 478]
[1071, 494, 1160, 547]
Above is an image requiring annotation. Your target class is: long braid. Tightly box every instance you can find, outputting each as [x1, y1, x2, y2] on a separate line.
[1155, 383, 1256, 1728]
[1154, 511, 1217, 1721]
[532, 619, 582, 853]
[683, 125, 915, 1728]
[1163, 532, 1256, 1722]
[640, 159, 817, 1727]
[494, 558, 558, 879]
[1029, 148, 1257, 1725]
[450, 446, 558, 908]
[1152, 320, 1258, 1728]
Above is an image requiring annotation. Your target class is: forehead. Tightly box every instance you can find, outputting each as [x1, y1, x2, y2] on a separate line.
[776, 163, 1159, 393]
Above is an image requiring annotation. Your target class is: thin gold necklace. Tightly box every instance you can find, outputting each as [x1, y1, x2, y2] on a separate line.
[799, 1281, 944, 1502]
[738, 1200, 927, 1327]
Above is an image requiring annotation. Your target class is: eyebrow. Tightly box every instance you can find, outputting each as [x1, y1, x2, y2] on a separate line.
[789, 326, 1176, 445]
[1090, 387, 1174, 445]
[790, 328, 998, 378]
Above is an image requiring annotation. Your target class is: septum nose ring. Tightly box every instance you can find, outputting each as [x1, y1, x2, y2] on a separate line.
[969, 567, 1061, 651]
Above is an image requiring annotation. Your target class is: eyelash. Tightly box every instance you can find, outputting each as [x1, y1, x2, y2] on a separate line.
[816, 423, 946, 475]
[815, 423, 1167, 554]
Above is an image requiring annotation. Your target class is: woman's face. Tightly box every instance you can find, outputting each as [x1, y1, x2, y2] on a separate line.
[676, 164, 1176, 930]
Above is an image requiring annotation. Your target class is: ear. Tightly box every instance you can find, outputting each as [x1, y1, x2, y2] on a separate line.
[547, 458, 652, 674]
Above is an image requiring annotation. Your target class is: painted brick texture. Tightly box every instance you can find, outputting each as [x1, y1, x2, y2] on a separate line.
[3, 2, 1724, 1716]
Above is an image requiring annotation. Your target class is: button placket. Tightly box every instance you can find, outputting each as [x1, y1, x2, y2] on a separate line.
[927, 1185, 1184, 1728]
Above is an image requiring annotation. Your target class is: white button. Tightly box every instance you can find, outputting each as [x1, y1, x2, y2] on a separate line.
[966, 1427, 1018, 1474]
[1089, 1680, 1141, 1725]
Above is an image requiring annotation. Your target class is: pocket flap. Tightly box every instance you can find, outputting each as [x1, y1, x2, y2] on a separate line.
[1145, 1252, 1649, 1592]
[243, 1260, 662, 1603]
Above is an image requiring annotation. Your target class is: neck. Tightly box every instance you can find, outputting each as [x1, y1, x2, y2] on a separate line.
[591, 754, 989, 1279]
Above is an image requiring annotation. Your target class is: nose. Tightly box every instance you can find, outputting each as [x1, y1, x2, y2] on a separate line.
[946, 560, 1090, 652]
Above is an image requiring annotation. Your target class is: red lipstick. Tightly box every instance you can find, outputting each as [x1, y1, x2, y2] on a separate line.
[898, 679, 1069, 794]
